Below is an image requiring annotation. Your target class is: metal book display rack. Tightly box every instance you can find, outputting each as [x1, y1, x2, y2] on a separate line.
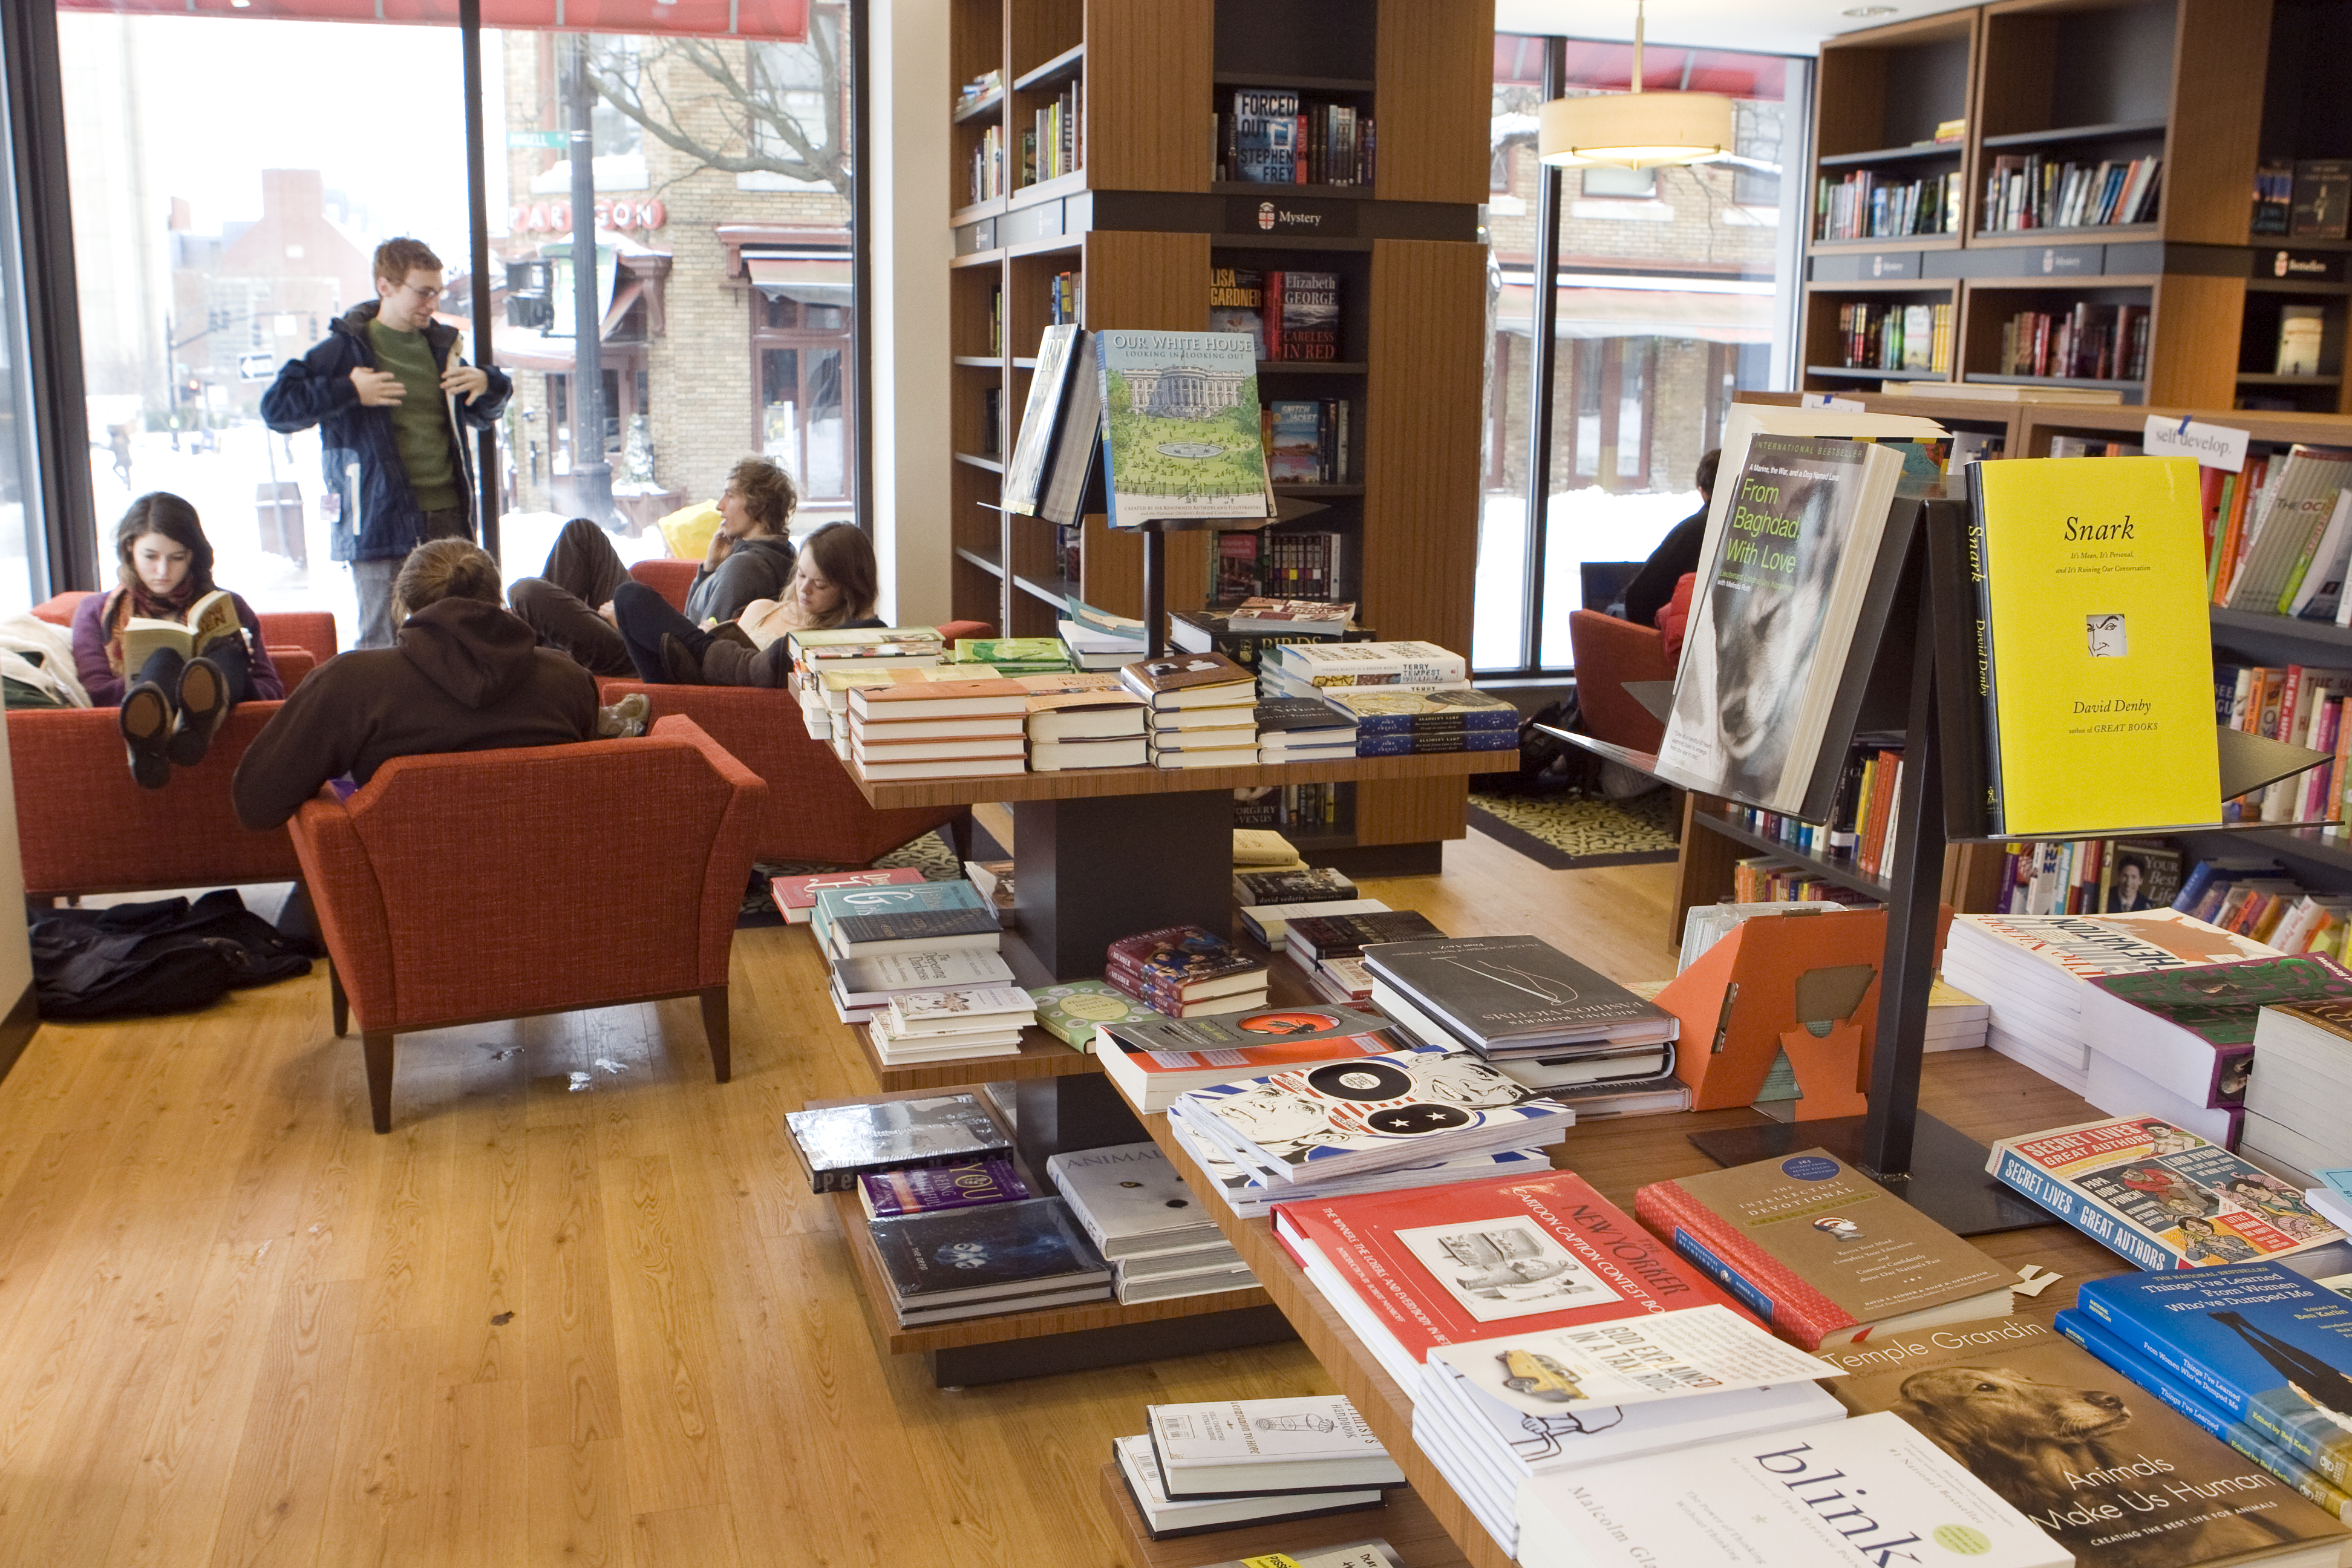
[1559, 496, 2333, 1237]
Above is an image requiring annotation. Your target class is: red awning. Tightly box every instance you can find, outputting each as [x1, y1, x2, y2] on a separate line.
[56, 0, 808, 42]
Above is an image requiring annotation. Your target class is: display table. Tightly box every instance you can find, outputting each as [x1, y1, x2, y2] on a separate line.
[1137, 1049, 2130, 1568]
[835, 748, 1498, 981]
[1096, 1463, 1472, 1568]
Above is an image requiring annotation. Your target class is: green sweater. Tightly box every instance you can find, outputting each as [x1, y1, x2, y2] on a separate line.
[366, 318, 461, 513]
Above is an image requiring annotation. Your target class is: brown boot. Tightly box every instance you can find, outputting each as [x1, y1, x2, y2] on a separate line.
[659, 633, 707, 685]
[698, 638, 754, 685]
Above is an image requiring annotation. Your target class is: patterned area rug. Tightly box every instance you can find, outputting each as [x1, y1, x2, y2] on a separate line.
[1467, 787, 1682, 871]
[737, 829, 966, 925]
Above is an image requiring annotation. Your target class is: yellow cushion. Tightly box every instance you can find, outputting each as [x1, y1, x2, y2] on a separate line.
[657, 501, 724, 560]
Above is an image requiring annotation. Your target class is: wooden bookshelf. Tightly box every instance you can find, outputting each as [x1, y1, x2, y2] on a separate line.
[945, 0, 1491, 855]
[1096, 1463, 1471, 1568]
[1137, 1049, 2134, 1568]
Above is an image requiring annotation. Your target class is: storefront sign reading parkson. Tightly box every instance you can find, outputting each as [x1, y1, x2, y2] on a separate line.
[509, 198, 667, 236]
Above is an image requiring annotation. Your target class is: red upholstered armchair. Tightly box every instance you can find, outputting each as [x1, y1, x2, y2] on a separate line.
[290, 716, 766, 1132]
[33, 591, 339, 670]
[1568, 609, 1676, 755]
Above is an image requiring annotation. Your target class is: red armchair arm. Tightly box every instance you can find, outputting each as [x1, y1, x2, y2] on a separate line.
[648, 714, 769, 984]
[1567, 609, 1675, 754]
[255, 612, 338, 667]
[629, 558, 698, 612]
[288, 791, 397, 1028]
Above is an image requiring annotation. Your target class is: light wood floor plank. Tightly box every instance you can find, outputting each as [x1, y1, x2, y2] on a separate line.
[523, 1123, 625, 1449]
[596, 1152, 727, 1514]
[430, 1377, 529, 1568]
[528, 1439, 633, 1568]
[204, 1278, 364, 1568]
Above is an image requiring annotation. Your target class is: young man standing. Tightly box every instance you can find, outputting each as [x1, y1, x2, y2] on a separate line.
[261, 237, 513, 648]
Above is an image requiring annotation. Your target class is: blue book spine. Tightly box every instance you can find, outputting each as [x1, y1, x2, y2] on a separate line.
[2057, 1308, 2351, 1518]
[2172, 858, 2220, 913]
[1988, 1146, 2178, 1270]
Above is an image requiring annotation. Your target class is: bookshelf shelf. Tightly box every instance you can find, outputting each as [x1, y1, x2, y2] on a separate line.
[2212, 604, 2352, 649]
[950, 196, 1007, 226]
[1012, 571, 1077, 607]
[1208, 181, 1374, 201]
[1257, 359, 1369, 376]
[838, 745, 1499, 813]
[1807, 234, 1966, 253]
[1805, 364, 1953, 381]
[1688, 803, 1896, 903]
[1978, 116, 2171, 150]
[953, 354, 1007, 369]
[848, 1012, 1097, 1093]
[1969, 223, 2162, 247]
[956, 544, 1007, 578]
[953, 88, 1005, 125]
[1209, 70, 1374, 93]
[1002, 232, 1085, 260]
[1963, 373, 2146, 391]
[2238, 372, 2343, 386]
[953, 451, 1006, 474]
[1818, 143, 1967, 168]
[1013, 42, 1083, 93]
[1007, 168, 1089, 210]
[1270, 483, 1365, 498]
[949, 247, 1007, 270]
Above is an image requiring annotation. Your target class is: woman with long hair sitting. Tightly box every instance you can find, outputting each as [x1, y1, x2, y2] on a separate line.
[651, 520, 885, 687]
[70, 492, 284, 787]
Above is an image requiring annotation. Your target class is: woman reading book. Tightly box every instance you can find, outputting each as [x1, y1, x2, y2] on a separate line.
[509, 456, 800, 678]
[642, 520, 886, 687]
[71, 492, 284, 788]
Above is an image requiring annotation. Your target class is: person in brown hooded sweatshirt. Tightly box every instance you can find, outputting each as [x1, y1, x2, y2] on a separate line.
[232, 538, 598, 831]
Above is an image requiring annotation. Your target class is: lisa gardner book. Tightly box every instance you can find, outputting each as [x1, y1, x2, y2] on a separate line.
[1968, 455, 2223, 835]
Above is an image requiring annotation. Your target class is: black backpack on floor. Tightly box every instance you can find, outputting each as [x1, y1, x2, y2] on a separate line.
[31, 889, 319, 1020]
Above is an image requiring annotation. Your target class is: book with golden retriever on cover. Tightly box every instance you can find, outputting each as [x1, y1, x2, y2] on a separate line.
[1817, 1315, 2348, 1568]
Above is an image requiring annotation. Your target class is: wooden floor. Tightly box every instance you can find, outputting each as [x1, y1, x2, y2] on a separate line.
[0, 829, 2094, 1568]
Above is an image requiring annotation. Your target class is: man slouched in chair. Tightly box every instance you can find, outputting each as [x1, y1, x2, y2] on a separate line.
[231, 540, 597, 831]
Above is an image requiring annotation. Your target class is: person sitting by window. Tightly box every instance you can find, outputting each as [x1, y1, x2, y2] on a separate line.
[1621, 447, 1719, 630]
[71, 492, 285, 788]
[509, 457, 800, 679]
[655, 521, 886, 688]
[232, 538, 596, 831]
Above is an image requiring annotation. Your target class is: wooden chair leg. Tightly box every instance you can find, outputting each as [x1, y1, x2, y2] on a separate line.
[362, 1031, 395, 1134]
[330, 965, 349, 1037]
[699, 985, 732, 1083]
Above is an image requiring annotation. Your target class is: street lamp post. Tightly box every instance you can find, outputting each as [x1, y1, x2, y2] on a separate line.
[565, 31, 615, 525]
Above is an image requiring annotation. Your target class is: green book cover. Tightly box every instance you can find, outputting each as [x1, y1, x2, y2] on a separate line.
[1027, 979, 1166, 1050]
[953, 638, 1071, 668]
[1094, 328, 1271, 530]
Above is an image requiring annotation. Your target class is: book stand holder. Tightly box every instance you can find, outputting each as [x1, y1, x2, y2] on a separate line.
[1671, 499, 2331, 1236]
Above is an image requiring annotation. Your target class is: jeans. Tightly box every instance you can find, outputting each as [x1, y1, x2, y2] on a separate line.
[508, 518, 635, 676]
[134, 635, 255, 714]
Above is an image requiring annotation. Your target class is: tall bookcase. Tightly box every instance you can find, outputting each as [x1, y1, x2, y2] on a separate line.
[945, 0, 1492, 853]
[1801, 0, 2272, 410]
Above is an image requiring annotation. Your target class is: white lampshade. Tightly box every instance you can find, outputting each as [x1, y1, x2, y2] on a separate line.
[1538, 89, 1736, 169]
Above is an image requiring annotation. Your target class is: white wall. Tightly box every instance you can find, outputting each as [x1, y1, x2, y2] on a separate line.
[0, 713, 31, 1018]
[869, 0, 954, 626]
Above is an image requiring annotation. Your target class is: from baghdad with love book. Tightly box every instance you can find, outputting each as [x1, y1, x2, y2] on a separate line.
[1656, 433, 1909, 817]
[1815, 1313, 2348, 1568]
[1094, 329, 1272, 529]
[1971, 455, 2223, 835]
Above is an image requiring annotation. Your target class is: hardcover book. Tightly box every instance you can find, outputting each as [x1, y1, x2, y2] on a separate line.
[1272, 640, 1468, 688]
[2078, 1261, 2352, 1486]
[833, 949, 1015, 1007]
[1284, 911, 1446, 964]
[1095, 329, 1272, 529]
[866, 1197, 1110, 1308]
[1146, 1396, 1402, 1498]
[857, 1156, 1030, 1218]
[1105, 926, 1266, 1015]
[2083, 955, 2352, 1108]
[1969, 456, 2223, 835]
[1000, 322, 1080, 516]
[1230, 89, 1303, 185]
[1233, 866, 1357, 907]
[1099, 1004, 1402, 1112]
[1815, 1313, 2348, 1567]
[1044, 1142, 1221, 1258]
[1118, 650, 1255, 707]
[1321, 688, 1520, 733]
[1357, 935, 1676, 1053]
[783, 1093, 1010, 1192]
[1274, 272, 1339, 362]
[768, 867, 924, 924]
[1985, 1114, 2344, 1270]
[1206, 266, 1266, 358]
[1513, 1412, 2073, 1568]
[1656, 434, 1911, 817]
[1255, 697, 1355, 737]
[1026, 979, 1168, 1049]
[1634, 1149, 2017, 1349]
[1110, 1434, 1383, 1541]
[1266, 401, 1325, 482]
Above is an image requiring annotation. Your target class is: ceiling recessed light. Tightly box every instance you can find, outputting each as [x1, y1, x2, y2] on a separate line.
[1844, 5, 1898, 14]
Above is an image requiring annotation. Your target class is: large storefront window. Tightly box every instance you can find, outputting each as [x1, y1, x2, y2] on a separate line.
[1477, 33, 1796, 673]
[52, 1, 852, 641]
[0, 57, 39, 616]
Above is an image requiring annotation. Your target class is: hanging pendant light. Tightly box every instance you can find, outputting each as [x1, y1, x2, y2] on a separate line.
[1538, 0, 1736, 169]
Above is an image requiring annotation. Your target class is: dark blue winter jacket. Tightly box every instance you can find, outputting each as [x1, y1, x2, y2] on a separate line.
[260, 301, 513, 564]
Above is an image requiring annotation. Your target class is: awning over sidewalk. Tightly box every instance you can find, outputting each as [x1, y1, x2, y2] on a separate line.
[745, 255, 851, 308]
[1497, 280, 1774, 344]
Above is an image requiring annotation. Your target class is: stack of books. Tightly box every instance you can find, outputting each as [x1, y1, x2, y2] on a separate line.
[1228, 598, 1354, 637]
[783, 1092, 1013, 1194]
[804, 663, 972, 747]
[833, 946, 1016, 1026]
[1105, 924, 1268, 1018]
[950, 636, 1071, 676]
[1987, 1112, 2346, 1272]
[1122, 652, 1257, 767]
[961, 858, 1015, 925]
[1057, 599, 1146, 670]
[786, 624, 950, 742]
[1262, 640, 1469, 701]
[1635, 1149, 2016, 1349]
[865, 1196, 1112, 1325]
[1113, 1396, 1400, 1541]
[846, 675, 1030, 781]
[1255, 696, 1357, 762]
[1097, 1001, 1402, 1113]
[2247, 999, 2352, 1183]
[1235, 864, 1357, 910]
[1020, 671, 1147, 771]
[867, 984, 1037, 1067]
[1326, 689, 1519, 759]
[1238, 895, 1390, 953]
[1169, 1042, 1575, 1192]
[769, 867, 924, 926]
[857, 1154, 1028, 1218]
[2077, 955, 2352, 1147]
[1941, 910, 2281, 1093]
[1359, 935, 1679, 1094]
[1166, 1108, 1553, 1218]
[1047, 1142, 1255, 1302]
[1283, 909, 1442, 1003]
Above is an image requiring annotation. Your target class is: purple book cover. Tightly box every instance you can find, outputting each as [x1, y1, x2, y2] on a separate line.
[859, 1157, 1030, 1217]
[2086, 954, 2352, 1106]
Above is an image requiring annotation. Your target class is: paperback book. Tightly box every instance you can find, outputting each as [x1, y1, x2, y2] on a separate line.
[2082, 955, 2352, 1109]
[768, 867, 924, 925]
[1098, 1004, 1401, 1112]
[1027, 978, 1168, 1049]
[1147, 1395, 1402, 1498]
[1987, 1114, 2345, 1270]
[1110, 1434, 1383, 1541]
[1357, 935, 1677, 1056]
[857, 1156, 1029, 1218]
[1105, 926, 1268, 1018]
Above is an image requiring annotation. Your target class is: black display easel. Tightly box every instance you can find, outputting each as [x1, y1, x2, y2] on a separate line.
[1677, 498, 2330, 1236]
